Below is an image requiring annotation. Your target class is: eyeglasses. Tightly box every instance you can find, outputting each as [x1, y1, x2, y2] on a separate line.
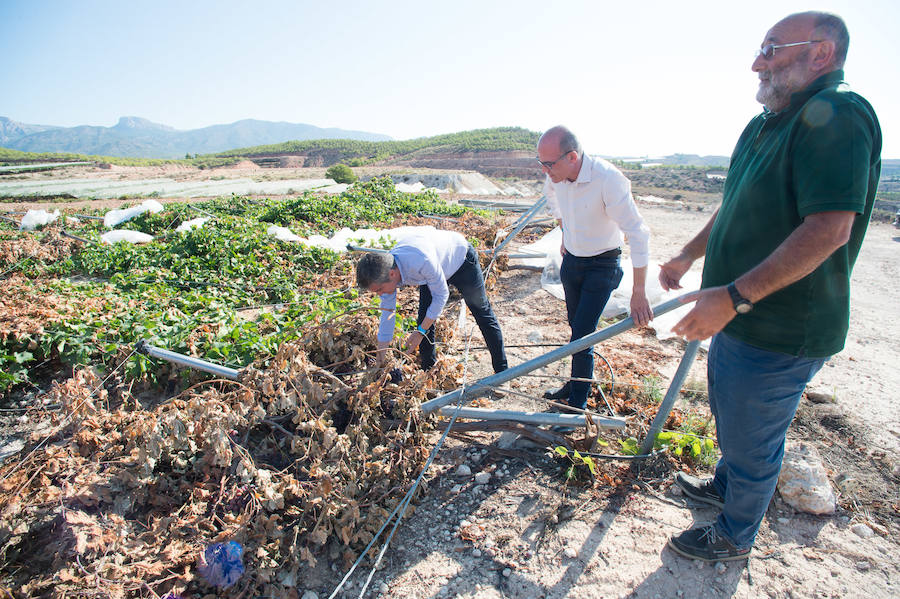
[536, 151, 572, 169]
[755, 40, 822, 60]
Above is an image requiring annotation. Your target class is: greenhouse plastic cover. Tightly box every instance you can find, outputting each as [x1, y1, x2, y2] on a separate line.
[267, 226, 305, 243]
[175, 217, 210, 233]
[101, 230, 154, 244]
[103, 200, 164, 228]
[19, 209, 60, 231]
[519, 226, 706, 346]
[268, 225, 437, 253]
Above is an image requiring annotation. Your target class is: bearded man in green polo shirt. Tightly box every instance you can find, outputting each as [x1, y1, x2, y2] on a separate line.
[658, 11, 881, 562]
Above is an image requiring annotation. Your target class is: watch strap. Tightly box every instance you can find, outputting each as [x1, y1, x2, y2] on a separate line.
[726, 282, 753, 313]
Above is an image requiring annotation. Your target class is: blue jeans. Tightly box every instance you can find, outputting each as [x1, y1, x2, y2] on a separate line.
[418, 245, 508, 373]
[559, 251, 623, 409]
[707, 332, 826, 549]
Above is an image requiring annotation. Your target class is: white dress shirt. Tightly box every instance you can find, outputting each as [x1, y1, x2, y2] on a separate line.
[543, 154, 650, 267]
[376, 228, 469, 343]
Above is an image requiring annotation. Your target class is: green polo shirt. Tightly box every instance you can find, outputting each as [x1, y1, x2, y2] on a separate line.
[702, 70, 882, 357]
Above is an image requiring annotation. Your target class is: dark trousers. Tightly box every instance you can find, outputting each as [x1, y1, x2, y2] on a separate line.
[559, 250, 623, 409]
[708, 333, 825, 549]
[417, 245, 508, 373]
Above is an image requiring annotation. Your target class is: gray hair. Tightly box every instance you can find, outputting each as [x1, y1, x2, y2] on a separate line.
[557, 127, 582, 156]
[790, 11, 849, 68]
[811, 12, 849, 68]
[356, 252, 395, 288]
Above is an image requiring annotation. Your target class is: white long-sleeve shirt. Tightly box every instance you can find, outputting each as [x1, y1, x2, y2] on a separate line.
[543, 154, 650, 267]
[376, 228, 469, 343]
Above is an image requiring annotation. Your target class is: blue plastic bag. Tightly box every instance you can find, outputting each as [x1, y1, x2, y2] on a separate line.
[198, 541, 244, 588]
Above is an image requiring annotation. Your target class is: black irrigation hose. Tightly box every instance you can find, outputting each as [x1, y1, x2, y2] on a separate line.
[577, 448, 668, 461]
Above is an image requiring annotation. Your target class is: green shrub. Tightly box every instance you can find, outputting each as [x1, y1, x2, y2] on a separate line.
[326, 164, 357, 184]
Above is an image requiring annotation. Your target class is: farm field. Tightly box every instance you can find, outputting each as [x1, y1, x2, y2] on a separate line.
[0, 171, 898, 598]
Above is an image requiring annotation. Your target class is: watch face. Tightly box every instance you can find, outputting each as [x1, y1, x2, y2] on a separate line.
[736, 302, 752, 314]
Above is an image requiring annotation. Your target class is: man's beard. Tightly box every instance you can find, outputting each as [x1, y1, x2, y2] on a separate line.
[756, 57, 812, 112]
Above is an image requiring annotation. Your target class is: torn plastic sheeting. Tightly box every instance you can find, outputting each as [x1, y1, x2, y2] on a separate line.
[101, 230, 154, 244]
[103, 199, 164, 228]
[198, 541, 244, 588]
[519, 226, 707, 348]
[175, 217, 210, 233]
[267, 225, 305, 242]
[270, 225, 439, 253]
[19, 209, 60, 231]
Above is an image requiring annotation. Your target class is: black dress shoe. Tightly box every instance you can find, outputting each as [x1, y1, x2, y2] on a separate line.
[542, 381, 571, 400]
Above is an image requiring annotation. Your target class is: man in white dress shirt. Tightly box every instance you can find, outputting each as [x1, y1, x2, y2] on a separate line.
[538, 126, 652, 410]
[356, 227, 508, 373]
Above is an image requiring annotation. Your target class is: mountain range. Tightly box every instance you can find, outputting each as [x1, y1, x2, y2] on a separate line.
[0, 116, 392, 159]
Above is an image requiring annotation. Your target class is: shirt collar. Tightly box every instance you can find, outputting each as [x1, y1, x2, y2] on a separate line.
[788, 69, 845, 108]
[572, 152, 593, 184]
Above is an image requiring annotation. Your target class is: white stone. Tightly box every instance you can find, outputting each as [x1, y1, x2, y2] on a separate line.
[301, 592, 319, 599]
[527, 330, 544, 343]
[474, 472, 491, 485]
[456, 464, 472, 477]
[850, 523, 874, 538]
[564, 547, 578, 559]
[778, 517, 790, 524]
[805, 390, 835, 404]
[502, 568, 512, 577]
[472, 548, 482, 557]
[379, 582, 389, 593]
[777, 442, 837, 515]
[450, 484, 462, 494]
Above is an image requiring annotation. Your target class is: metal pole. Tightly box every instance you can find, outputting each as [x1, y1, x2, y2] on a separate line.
[135, 340, 240, 379]
[346, 244, 389, 253]
[484, 196, 548, 279]
[0, 215, 20, 226]
[492, 196, 547, 257]
[73, 214, 105, 221]
[61, 230, 99, 245]
[504, 253, 548, 259]
[420, 294, 693, 414]
[437, 406, 626, 429]
[637, 340, 701, 456]
[187, 204, 218, 219]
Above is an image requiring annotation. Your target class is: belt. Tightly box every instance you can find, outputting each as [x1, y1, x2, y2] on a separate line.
[568, 248, 621, 260]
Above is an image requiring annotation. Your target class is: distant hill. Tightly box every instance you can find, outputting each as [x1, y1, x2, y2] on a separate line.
[214, 127, 543, 175]
[0, 117, 61, 146]
[0, 116, 392, 159]
[609, 153, 731, 168]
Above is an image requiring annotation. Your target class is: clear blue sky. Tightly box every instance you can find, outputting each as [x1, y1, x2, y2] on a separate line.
[2, 0, 897, 157]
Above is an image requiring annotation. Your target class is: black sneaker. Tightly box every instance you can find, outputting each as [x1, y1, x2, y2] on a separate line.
[668, 525, 750, 562]
[543, 382, 571, 400]
[675, 472, 725, 509]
